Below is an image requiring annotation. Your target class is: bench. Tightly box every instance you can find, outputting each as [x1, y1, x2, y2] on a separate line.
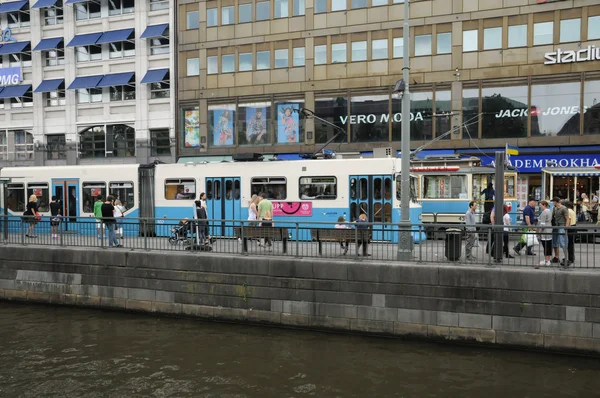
[234, 226, 289, 253]
[310, 228, 371, 256]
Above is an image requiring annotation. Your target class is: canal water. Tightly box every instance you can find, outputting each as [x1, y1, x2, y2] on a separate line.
[1, 303, 599, 397]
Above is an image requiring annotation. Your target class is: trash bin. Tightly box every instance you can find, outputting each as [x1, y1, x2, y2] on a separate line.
[445, 228, 462, 261]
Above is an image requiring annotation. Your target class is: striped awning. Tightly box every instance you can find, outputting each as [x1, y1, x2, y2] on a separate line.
[552, 172, 600, 177]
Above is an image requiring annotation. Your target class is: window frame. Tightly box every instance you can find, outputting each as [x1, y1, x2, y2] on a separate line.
[463, 29, 478, 52]
[76, 44, 102, 63]
[187, 57, 200, 76]
[298, 176, 337, 200]
[314, 44, 327, 65]
[483, 26, 502, 50]
[274, 48, 289, 68]
[257, 50, 271, 69]
[44, 2, 64, 26]
[82, 182, 107, 211]
[239, 3, 252, 23]
[186, 10, 199, 29]
[250, 177, 287, 200]
[44, 46, 65, 66]
[293, 46, 305, 66]
[150, 36, 169, 55]
[109, 40, 135, 59]
[149, 0, 169, 11]
[75, 1, 101, 21]
[164, 178, 196, 200]
[371, 39, 388, 60]
[27, 183, 50, 212]
[6, 183, 25, 212]
[422, 174, 468, 200]
[256, 1, 270, 21]
[415, 34, 432, 56]
[533, 21, 554, 46]
[150, 129, 171, 156]
[331, 43, 347, 63]
[109, 181, 135, 209]
[559, 18, 581, 43]
[222, 6, 235, 25]
[239, 52, 253, 71]
[108, 0, 134, 16]
[508, 24, 527, 48]
[46, 90, 66, 107]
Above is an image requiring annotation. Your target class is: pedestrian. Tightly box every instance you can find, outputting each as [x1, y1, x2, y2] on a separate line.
[257, 192, 273, 249]
[199, 192, 213, 244]
[550, 197, 569, 268]
[334, 215, 351, 255]
[101, 196, 121, 248]
[501, 204, 514, 259]
[481, 182, 495, 214]
[513, 197, 537, 256]
[247, 194, 259, 226]
[113, 199, 126, 239]
[536, 200, 553, 269]
[194, 200, 207, 245]
[464, 201, 478, 261]
[355, 213, 370, 256]
[24, 194, 38, 238]
[49, 195, 61, 239]
[94, 195, 104, 239]
[590, 198, 598, 223]
[565, 200, 576, 266]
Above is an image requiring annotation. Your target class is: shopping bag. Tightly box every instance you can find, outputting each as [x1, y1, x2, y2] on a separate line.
[520, 233, 526, 244]
[526, 233, 539, 246]
[117, 227, 123, 237]
[473, 234, 480, 247]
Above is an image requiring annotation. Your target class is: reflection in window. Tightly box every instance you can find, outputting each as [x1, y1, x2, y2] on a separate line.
[462, 88, 479, 138]
[463, 30, 478, 52]
[531, 82, 580, 137]
[351, 95, 389, 143]
[534, 22, 553, 45]
[560, 18, 580, 43]
[315, 97, 347, 144]
[82, 182, 106, 212]
[222, 6, 234, 25]
[483, 27, 502, 50]
[239, 4, 252, 23]
[237, 102, 271, 145]
[314, 0, 326, 13]
[481, 85, 528, 139]
[239, 52, 253, 71]
[14, 131, 34, 160]
[415, 34, 431, 56]
[332, 0, 346, 11]
[275, 0, 288, 18]
[508, 25, 527, 48]
[589, 16, 600, 40]
[257, 51, 270, 69]
[352, 41, 367, 61]
[331, 43, 346, 63]
[299, 177, 337, 200]
[423, 175, 467, 199]
[222, 54, 234, 73]
[392, 92, 433, 141]
[187, 58, 199, 76]
[275, 49, 288, 68]
[207, 8, 217, 26]
[372, 39, 388, 60]
[393, 38, 403, 58]
[435, 90, 452, 139]
[207, 56, 218, 74]
[251, 177, 287, 200]
[150, 129, 171, 156]
[293, 0, 305, 16]
[110, 182, 135, 209]
[293, 47, 305, 66]
[583, 80, 600, 135]
[352, 0, 366, 9]
[27, 184, 49, 212]
[437, 33, 451, 54]
[396, 175, 419, 202]
[256, 1, 270, 20]
[186, 11, 199, 29]
[7, 183, 25, 212]
[165, 179, 195, 200]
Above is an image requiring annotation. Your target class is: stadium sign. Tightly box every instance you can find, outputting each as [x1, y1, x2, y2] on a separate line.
[544, 46, 600, 65]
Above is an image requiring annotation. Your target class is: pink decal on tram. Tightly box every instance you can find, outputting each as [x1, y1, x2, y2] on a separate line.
[272, 201, 313, 216]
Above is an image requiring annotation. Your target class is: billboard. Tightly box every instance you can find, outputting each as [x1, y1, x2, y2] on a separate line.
[0, 67, 22, 86]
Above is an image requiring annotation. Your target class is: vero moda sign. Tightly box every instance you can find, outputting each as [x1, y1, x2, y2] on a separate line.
[0, 67, 22, 86]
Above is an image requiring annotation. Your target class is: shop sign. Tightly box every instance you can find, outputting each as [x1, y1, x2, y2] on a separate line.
[483, 154, 600, 173]
[0, 67, 22, 86]
[1, 27, 16, 43]
[340, 112, 425, 125]
[494, 106, 588, 118]
[544, 46, 600, 65]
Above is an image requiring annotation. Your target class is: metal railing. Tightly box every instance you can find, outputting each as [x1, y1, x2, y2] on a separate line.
[1, 215, 599, 269]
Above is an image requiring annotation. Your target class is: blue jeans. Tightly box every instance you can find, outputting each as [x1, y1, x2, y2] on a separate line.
[105, 223, 119, 247]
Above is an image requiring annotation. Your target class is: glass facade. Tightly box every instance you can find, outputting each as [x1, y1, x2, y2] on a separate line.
[315, 97, 348, 144]
[350, 95, 389, 142]
[583, 80, 600, 135]
[481, 85, 528, 139]
[531, 82, 580, 137]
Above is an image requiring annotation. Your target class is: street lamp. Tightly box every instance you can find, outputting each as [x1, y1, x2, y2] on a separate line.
[393, 0, 412, 260]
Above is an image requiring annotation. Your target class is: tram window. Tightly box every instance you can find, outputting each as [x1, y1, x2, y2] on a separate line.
[396, 175, 419, 201]
[6, 183, 25, 212]
[234, 180, 241, 200]
[374, 178, 382, 200]
[206, 180, 212, 200]
[350, 178, 357, 199]
[299, 176, 337, 200]
[225, 180, 233, 200]
[110, 181, 135, 210]
[422, 175, 467, 199]
[164, 179, 195, 200]
[214, 180, 221, 200]
[27, 183, 49, 212]
[384, 177, 392, 200]
[82, 182, 107, 212]
[251, 177, 287, 200]
[359, 178, 368, 200]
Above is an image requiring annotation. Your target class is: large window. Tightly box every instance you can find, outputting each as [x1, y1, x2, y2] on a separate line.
[276, 100, 304, 143]
[239, 52, 252, 71]
[208, 104, 236, 146]
[314, 0, 326, 13]
[109, 84, 136, 102]
[256, 1, 270, 21]
[293, 0, 305, 16]
[207, 8, 218, 26]
[415, 34, 431, 56]
[109, 0, 134, 15]
[560, 18, 580, 43]
[437, 33, 451, 54]
[315, 96, 347, 144]
[14, 131, 34, 160]
[530, 82, 580, 137]
[275, 0, 288, 18]
[293, 47, 305, 66]
[352, 0, 367, 8]
[351, 95, 389, 142]
[352, 41, 367, 61]
[257, 51, 270, 69]
[423, 175, 467, 199]
[314, 45, 327, 65]
[109, 41, 135, 59]
[372, 39, 388, 60]
[481, 85, 528, 139]
[299, 177, 337, 200]
[463, 30, 478, 52]
[462, 88, 479, 138]
[483, 27, 502, 50]
[11, 89, 33, 108]
[10, 51, 32, 68]
[222, 6, 234, 25]
[79, 126, 105, 158]
[275, 49, 289, 68]
[534, 22, 553, 45]
[109, 182, 135, 209]
[165, 179, 195, 200]
[76, 45, 102, 63]
[331, 43, 346, 63]
[207, 56, 218, 74]
[186, 11, 199, 29]
[79, 124, 135, 158]
[239, 4, 252, 23]
[7, 183, 25, 212]
[434, 90, 451, 139]
[82, 182, 106, 211]
[332, 0, 346, 11]
[392, 91, 433, 141]
[222, 54, 235, 73]
[75, 1, 101, 20]
[251, 177, 287, 200]
[238, 102, 271, 145]
[77, 88, 102, 104]
[583, 80, 600, 135]
[150, 36, 169, 55]
[589, 16, 600, 40]
[150, 73, 170, 99]
[46, 134, 66, 160]
[150, 129, 171, 156]
[0, 132, 6, 159]
[27, 184, 49, 212]
[7, 5, 30, 28]
[44, 1, 63, 25]
[508, 25, 527, 48]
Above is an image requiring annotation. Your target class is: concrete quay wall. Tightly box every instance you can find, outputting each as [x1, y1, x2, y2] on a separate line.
[1, 246, 599, 355]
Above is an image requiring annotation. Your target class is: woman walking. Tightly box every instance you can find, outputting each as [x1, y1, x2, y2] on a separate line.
[24, 194, 38, 238]
[113, 199, 126, 239]
[247, 194, 259, 226]
[502, 204, 514, 259]
[537, 200, 553, 269]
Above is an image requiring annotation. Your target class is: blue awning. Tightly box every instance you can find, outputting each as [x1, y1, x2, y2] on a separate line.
[64, 0, 92, 4]
[32, 37, 63, 51]
[32, 0, 58, 8]
[0, 84, 31, 99]
[97, 28, 134, 44]
[67, 32, 102, 47]
[140, 24, 169, 39]
[96, 72, 134, 87]
[67, 75, 103, 90]
[141, 69, 169, 84]
[34, 78, 65, 93]
[0, 0, 29, 13]
[0, 41, 30, 55]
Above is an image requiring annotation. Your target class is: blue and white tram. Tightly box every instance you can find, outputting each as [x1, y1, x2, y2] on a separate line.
[0, 157, 425, 243]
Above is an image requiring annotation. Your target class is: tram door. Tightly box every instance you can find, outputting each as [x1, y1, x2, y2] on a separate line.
[52, 179, 79, 231]
[205, 177, 241, 237]
[349, 175, 393, 241]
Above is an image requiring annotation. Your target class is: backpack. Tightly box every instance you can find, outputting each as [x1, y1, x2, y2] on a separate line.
[482, 211, 491, 225]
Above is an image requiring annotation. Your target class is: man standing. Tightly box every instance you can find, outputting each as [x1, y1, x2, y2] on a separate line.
[101, 196, 121, 248]
[464, 201, 478, 261]
[257, 192, 273, 247]
[513, 197, 537, 256]
[481, 182, 495, 214]
[564, 201, 577, 267]
[551, 197, 570, 268]
[93, 195, 104, 239]
[49, 195, 61, 239]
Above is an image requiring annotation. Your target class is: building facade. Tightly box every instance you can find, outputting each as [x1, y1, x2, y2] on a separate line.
[176, 0, 600, 163]
[0, 0, 175, 167]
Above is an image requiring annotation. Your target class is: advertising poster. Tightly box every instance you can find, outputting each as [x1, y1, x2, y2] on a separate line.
[277, 103, 300, 143]
[272, 201, 312, 217]
[211, 107, 235, 146]
[245, 107, 267, 145]
[184, 110, 200, 148]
